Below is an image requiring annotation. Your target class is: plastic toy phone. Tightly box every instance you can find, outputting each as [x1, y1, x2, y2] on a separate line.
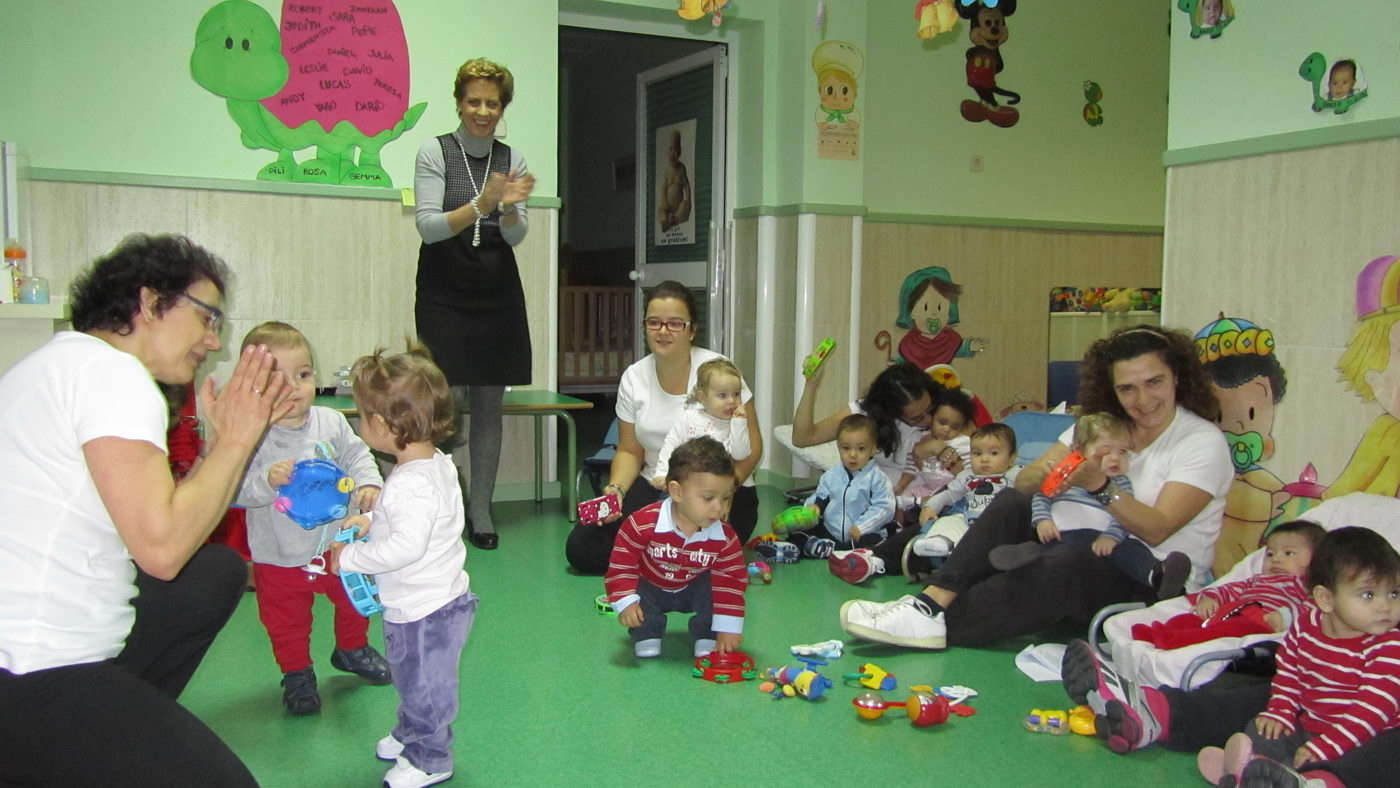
[577, 492, 622, 526]
[1040, 451, 1085, 497]
[802, 338, 836, 378]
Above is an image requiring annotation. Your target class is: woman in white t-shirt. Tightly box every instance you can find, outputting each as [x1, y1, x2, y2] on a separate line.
[839, 326, 1232, 652]
[0, 234, 291, 786]
[565, 281, 761, 574]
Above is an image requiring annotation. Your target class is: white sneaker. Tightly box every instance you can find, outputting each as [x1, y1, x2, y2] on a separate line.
[383, 757, 453, 788]
[840, 595, 947, 650]
[634, 638, 662, 658]
[376, 734, 404, 761]
[693, 638, 717, 658]
[828, 549, 885, 584]
[912, 534, 953, 558]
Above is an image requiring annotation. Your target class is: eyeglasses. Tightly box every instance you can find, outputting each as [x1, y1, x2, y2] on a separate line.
[182, 292, 225, 334]
[643, 318, 691, 333]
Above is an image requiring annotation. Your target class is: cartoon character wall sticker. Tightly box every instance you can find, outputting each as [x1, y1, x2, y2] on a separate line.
[1328, 255, 1400, 500]
[1178, 0, 1234, 39]
[811, 41, 864, 160]
[915, 0, 958, 39]
[677, 0, 729, 27]
[1195, 314, 1289, 577]
[190, 0, 426, 187]
[1299, 53, 1369, 115]
[1082, 81, 1103, 127]
[893, 266, 988, 372]
[956, 0, 1020, 128]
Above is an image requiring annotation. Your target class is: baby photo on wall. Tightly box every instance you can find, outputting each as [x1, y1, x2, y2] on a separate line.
[1179, 0, 1235, 40]
[1299, 53, 1370, 115]
[654, 119, 696, 245]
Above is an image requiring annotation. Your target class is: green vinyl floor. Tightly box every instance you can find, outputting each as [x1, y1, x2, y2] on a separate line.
[181, 493, 1206, 787]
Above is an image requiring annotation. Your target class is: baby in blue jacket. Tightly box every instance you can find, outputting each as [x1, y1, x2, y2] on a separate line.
[787, 414, 896, 559]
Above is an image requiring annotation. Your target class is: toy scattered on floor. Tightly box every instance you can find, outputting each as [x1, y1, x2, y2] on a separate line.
[746, 561, 773, 584]
[1040, 450, 1085, 496]
[1024, 708, 1069, 735]
[790, 639, 843, 660]
[275, 456, 356, 529]
[1024, 706, 1097, 736]
[851, 684, 976, 726]
[332, 527, 384, 616]
[771, 505, 819, 536]
[754, 540, 800, 564]
[760, 656, 833, 701]
[577, 491, 621, 526]
[693, 650, 757, 683]
[802, 337, 836, 378]
[594, 593, 616, 615]
[843, 663, 896, 691]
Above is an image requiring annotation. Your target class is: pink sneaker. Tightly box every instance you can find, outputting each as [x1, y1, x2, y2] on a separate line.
[828, 549, 885, 584]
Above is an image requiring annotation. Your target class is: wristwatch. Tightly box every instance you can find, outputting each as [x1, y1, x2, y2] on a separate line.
[1092, 479, 1122, 506]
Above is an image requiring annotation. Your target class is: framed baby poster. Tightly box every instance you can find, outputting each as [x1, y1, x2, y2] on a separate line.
[653, 119, 697, 246]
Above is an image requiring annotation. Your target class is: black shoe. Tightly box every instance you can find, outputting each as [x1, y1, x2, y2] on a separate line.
[467, 518, 499, 550]
[280, 667, 321, 715]
[1150, 552, 1192, 600]
[330, 645, 392, 684]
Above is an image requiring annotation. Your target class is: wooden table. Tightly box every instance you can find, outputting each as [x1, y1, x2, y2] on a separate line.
[314, 390, 594, 521]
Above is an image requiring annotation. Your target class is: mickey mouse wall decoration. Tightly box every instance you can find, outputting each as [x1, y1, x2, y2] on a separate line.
[957, 0, 1020, 128]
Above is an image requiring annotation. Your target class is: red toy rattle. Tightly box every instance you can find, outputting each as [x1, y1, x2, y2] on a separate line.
[851, 685, 975, 727]
[1040, 451, 1085, 497]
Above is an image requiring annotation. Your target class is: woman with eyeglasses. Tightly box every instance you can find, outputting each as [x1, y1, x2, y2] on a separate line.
[564, 280, 763, 575]
[0, 234, 290, 785]
[414, 57, 536, 550]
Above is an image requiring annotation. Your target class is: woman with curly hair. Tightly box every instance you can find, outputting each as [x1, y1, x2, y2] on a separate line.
[839, 325, 1232, 651]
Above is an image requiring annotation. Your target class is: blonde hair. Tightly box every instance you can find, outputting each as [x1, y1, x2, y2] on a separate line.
[351, 341, 456, 450]
[690, 358, 743, 403]
[241, 321, 311, 354]
[1336, 311, 1400, 402]
[453, 58, 514, 108]
[1072, 412, 1131, 451]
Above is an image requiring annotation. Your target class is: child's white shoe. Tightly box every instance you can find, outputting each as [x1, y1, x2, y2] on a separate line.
[634, 638, 662, 658]
[383, 757, 452, 788]
[912, 533, 954, 558]
[693, 638, 717, 658]
[376, 735, 404, 761]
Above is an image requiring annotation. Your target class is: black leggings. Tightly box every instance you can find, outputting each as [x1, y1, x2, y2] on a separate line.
[1161, 677, 1400, 785]
[929, 488, 1156, 647]
[0, 544, 255, 787]
[565, 484, 759, 575]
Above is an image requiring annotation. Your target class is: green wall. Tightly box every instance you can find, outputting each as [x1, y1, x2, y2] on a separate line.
[861, 0, 1168, 226]
[1168, 0, 1400, 154]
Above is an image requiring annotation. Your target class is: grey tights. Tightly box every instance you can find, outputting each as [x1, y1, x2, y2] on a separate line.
[451, 385, 503, 535]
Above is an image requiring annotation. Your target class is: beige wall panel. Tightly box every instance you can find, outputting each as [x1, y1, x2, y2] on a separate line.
[809, 215, 854, 423]
[1163, 138, 1400, 499]
[861, 223, 1163, 416]
[24, 181, 558, 490]
[731, 217, 758, 381]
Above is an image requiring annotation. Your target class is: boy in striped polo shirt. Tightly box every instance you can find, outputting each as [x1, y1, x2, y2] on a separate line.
[1198, 526, 1400, 784]
[605, 436, 748, 660]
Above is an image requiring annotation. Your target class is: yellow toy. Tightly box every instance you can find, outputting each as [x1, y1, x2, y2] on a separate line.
[677, 0, 728, 25]
[915, 0, 957, 39]
[1069, 705, 1097, 736]
[842, 663, 896, 692]
[1024, 708, 1069, 735]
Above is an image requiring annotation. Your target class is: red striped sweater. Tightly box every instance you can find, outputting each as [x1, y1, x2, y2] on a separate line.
[1194, 573, 1311, 627]
[1259, 606, 1400, 762]
[604, 499, 748, 633]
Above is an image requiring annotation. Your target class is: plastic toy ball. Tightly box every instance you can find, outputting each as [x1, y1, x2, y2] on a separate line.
[1040, 451, 1085, 497]
[747, 561, 773, 584]
[274, 458, 355, 529]
[853, 690, 893, 720]
[693, 651, 757, 684]
[332, 527, 383, 616]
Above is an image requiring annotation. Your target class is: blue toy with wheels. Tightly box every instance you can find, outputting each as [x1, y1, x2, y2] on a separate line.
[333, 527, 385, 616]
[274, 458, 356, 529]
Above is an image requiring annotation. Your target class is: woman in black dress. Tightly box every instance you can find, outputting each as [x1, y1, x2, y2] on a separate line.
[414, 58, 536, 549]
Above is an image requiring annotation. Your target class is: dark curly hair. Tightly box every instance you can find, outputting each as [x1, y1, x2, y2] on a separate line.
[859, 362, 945, 458]
[1078, 325, 1219, 424]
[666, 435, 736, 484]
[1204, 353, 1287, 404]
[70, 234, 229, 334]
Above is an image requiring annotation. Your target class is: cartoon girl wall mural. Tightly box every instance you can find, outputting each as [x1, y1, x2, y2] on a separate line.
[1196, 314, 1290, 577]
[895, 266, 988, 370]
[1328, 255, 1400, 499]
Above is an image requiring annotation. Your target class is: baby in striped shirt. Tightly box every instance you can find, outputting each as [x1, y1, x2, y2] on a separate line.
[1198, 526, 1400, 782]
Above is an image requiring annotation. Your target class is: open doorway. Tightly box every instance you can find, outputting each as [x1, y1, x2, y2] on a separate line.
[557, 26, 722, 395]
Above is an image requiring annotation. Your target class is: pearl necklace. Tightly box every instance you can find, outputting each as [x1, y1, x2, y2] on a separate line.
[454, 139, 493, 247]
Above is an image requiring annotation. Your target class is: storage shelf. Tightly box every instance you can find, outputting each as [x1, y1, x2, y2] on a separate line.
[0, 302, 66, 319]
